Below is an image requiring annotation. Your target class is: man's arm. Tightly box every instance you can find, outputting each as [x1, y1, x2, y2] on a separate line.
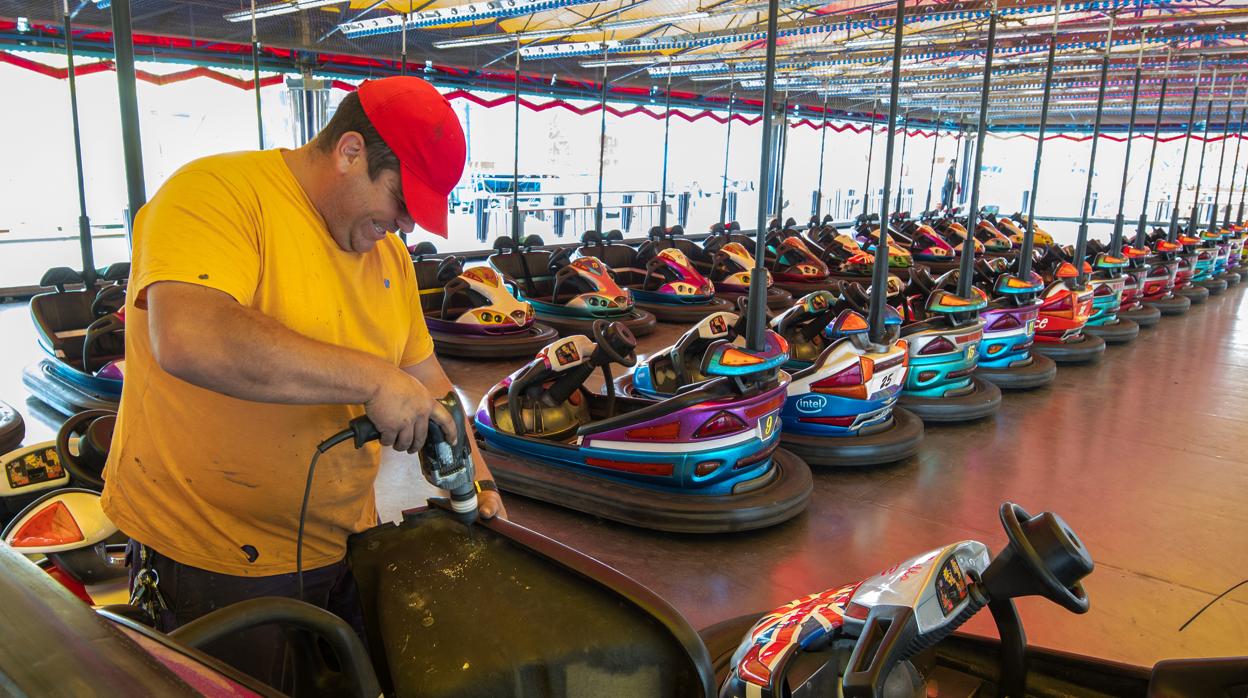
[402, 355, 507, 520]
[147, 280, 455, 451]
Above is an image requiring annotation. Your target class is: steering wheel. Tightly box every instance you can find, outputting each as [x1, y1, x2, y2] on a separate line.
[591, 320, 637, 367]
[547, 246, 573, 273]
[435, 255, 464, 285]
[81, 313, 125, 373]
[996, 502, 1092, 613]
[55, 409, 115, 491]
[91, 285, 126, 318]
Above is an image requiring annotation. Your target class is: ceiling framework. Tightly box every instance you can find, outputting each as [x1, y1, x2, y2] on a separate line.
[4, 0, 1248, 127]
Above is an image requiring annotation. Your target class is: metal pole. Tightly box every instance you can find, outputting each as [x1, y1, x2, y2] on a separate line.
[924, 114, 941, 213]
[861, 100, 878, 218]
[1020, 4, 1061, 279]
[1135, 50, 1170, 249]
[400, 13, 408, 76]
[1208, 77, 1235, 231]
[1073, 13, 1115, 287]
[110, 0, 146, 230]
[958, 2, 998, 297]
[719, 74, 736, 225]
[595, 39, 609, 234]
[1186, 74, 1216, 238]
[63, 0, 96, 285]
[814, 93, 829, 220]
[1239, 107, 1248, 222]
[510, 39, 522, 238]
[1110, 36, 1144, 256]
[658, 62, 673, 231]
[746, 0, 781, 350]
[1229, 105, 1246, 227]
[1169, 59, 1205, 242]
[774, 93, 789, 220]
[250, 0, 263, 149]
[867, 0, 909, 343]
[895, 109, 910, 213]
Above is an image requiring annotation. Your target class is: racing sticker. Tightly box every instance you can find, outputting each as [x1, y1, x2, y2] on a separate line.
[554, 340, 580, 367]
[7, 447, 64, 489]
[934, 556, 969, 616]
[758, 411, 780, 440]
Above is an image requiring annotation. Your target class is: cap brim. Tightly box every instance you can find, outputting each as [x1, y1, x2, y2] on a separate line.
[401, 163, 448, 238]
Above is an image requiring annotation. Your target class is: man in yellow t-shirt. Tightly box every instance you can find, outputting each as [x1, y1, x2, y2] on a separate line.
[100, 76, 503, 687]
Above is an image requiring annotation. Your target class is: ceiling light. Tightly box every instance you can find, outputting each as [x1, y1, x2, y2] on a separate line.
[342, 0, 597, 37]
[224, 0, 345, 22]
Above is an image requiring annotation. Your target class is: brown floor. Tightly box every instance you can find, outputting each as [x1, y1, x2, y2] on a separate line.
[4, 288, 1247, 671]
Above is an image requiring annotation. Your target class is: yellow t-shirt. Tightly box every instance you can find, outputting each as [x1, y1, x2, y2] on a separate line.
[101, 149, 432, 576]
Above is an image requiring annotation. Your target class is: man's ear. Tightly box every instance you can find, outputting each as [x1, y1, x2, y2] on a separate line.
[334, 131, 366, 173]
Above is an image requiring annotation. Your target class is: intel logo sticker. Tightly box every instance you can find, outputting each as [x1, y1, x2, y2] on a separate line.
[795, 395, 827, 413]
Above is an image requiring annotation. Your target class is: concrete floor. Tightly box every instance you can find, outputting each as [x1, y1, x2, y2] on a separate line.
[4, 287, 1247, 671]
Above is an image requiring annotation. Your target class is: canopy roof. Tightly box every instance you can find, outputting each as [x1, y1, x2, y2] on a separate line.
[4, 0, 1248, 127]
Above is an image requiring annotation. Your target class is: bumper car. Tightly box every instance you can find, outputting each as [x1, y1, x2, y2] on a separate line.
[1226, 230, 1245, 282]
[896, 217, 958, 269]
[890, 268, 1002, 423]
[971, 212, 1017, 258]
[573, 230, 734, 323]
[409, 243, 558, 359]
[995, 212, 1055, 248]
[487, 235, 656, 337]
[1080, 250, 1141, 344]
[474, 320, 812, 533]
[1168, 233, 1211, 303]
[617, 301, 924, 468]
[1187, 232, 1226, 295]
[1095, 240, 1163, 326]
[1203, 229, 1238, 287]
[686, 224, 794, 310]
[2, 494, 1243, 698]
[971, 258, 1057, 389]
[1027, 247, 1106, 364]
[24, 266, 128, 415]
[730, 228, 840, 296]
[1143, 236, 1194, 314]
[803, 221, 911, 285]
[930, 216, 987, 259]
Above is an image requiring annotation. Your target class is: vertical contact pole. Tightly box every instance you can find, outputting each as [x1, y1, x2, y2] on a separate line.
[511, 39, 522, 239]
[595, 40, 609, 234]
[1227, 104, 1245, 228]
[400, 13, 408, 76]
[1073, 13, 1115, 287]
[774, 93, 789, 221]
[1169, 59, 1205, 241]
[957, 1, 1000, 298]
[659, 61, 673, 231]
[1185, 70, 1216, 238]
[1110, 34, 1144, 256]
[924, 114, 941, 213]
[862, 100, 879, 218]
[110, 0, 146, 230]
[895, 109, 910, 213]
[1020, 5, 1060, 279]
[251, 0, 263, 149]
[63, 0, 96, 285]
[1135, 49, 1170, 248]
[719, 73, 736, 225]
[867, 0, 909, 343]
[1208, 76, 1235, 231]
[814, 93, 829, 220]
[746, 0, 782, 350]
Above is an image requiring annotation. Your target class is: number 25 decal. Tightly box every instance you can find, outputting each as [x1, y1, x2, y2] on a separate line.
[880, 373, 895, 388]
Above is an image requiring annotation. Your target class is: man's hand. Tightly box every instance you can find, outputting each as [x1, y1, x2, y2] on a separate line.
[478, 489, 507, 520]
[364, 368, 457, 453]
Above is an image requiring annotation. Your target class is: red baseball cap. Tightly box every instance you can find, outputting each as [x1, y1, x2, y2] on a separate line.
[358, 77, 466, 237]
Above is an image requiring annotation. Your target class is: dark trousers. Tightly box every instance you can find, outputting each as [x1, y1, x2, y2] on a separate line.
[126, 539, 364, 694]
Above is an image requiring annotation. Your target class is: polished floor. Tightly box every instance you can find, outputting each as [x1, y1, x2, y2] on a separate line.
[4, 286, 1247, 671]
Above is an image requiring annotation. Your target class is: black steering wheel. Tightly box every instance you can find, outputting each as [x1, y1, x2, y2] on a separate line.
[81, 313, 125, 373]
[548, 246, 573, 273]
[591, 320, 637, 367]
[55, 409, 115, 491]
[91, 285, 126, 318]
[997, 502, 1092, 613]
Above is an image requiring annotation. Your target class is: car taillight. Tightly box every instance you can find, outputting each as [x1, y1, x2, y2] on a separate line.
[625, 421, 682, 440]
[918, 337, 956, 355]
[9, 501, 84, 548]
[694, 460, 722, 477]
[693, 411, 748, 439]
[986, 313, 1021, 332]
[811, 361, 863, 391]
[585, 457, 673, 477]
[917, 370, 938, 382]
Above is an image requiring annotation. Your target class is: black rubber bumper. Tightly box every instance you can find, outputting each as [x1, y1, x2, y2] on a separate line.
[537, 308, 658, 338]
[431, 322, 560, 359]
[1150, 294, 1192, 315]
[0, 400, 23, 453]
[1119, 304, 1162, 327]
[1197, 278, 1228, 295]
[480, 441, 813, 533]
[1176, 285, 1210, 304]
[636, 295, 736, 323]
[21, 362, 120, 416]
[1083, 318, 1140, 344]
[1219, 271, 1241, 286]
[975, 352, 1057, 390]
[779, 407, 924, 467]
[897, 375, 1002, 423]
[1031, 333, 1107, 364]
[773, 279, 841, 297]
